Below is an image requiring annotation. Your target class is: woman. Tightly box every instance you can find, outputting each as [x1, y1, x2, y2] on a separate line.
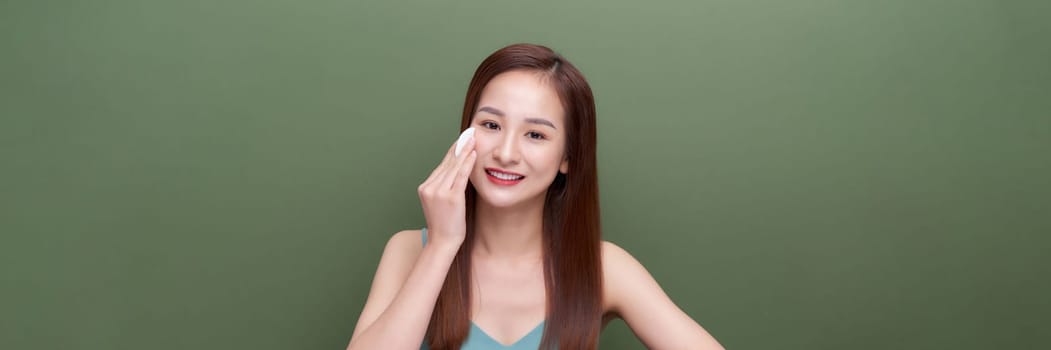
[347, 43, 723, 350]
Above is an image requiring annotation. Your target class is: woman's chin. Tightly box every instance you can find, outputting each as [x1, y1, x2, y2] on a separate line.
[475, 187, 541, 209]
[477, 192, 522, 208]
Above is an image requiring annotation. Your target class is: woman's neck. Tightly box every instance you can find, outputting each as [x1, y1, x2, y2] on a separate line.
[472, 197, 545, 263]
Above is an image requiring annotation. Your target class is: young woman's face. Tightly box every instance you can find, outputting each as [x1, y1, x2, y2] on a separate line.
[468, 70, 570, 209]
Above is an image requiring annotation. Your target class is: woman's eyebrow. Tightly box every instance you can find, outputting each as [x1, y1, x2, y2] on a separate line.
[477, 106, 557, 130]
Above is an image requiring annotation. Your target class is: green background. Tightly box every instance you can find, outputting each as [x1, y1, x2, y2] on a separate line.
[2, 0, 1048, 349]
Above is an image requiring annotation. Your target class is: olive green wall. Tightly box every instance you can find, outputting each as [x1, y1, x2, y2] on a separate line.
[2, 0, 1048, 349]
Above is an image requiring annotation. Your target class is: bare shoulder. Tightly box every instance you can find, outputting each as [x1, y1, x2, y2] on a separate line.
[601, 240, 631, 263]
[377, 229, 426, 272]
[599, 240, 725, 349]
[387, 229, 424, 256]
[600, 240, 644, 315]
[350, 229, 425, 338]
[600, 240, 640, 277]
[371, 228, 427, 287]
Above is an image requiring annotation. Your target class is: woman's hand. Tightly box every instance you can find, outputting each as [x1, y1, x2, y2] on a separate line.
[417, 127, 477, 250]
[346, 128, 477, 350]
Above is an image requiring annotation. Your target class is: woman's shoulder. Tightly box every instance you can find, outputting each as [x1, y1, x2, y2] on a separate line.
[387, 228, 425, 253]
[600, 239, 631, 264]
[600, 239, 653, 315]
[600, 239, 656, 284]
[375, 229, 426, 267]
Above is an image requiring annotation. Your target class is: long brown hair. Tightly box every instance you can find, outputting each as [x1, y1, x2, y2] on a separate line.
[426, 43, 603, 349]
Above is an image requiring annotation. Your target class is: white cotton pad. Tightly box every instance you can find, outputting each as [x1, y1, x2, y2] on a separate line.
[455, 127, 475, 157]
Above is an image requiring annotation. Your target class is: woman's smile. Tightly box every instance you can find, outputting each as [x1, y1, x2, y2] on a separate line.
[485, 167, 525, 185]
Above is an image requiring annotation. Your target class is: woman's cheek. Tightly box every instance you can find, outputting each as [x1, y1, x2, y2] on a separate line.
[473, 135, 490, 154]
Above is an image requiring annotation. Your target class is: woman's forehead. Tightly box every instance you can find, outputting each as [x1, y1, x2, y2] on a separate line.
[476, 70, 565, 127]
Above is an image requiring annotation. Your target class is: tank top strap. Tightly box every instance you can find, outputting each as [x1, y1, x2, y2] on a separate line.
[421, 227, 428, 246]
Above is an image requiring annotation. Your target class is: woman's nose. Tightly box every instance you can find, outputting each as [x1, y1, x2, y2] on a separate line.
[493, 132, 520, 165]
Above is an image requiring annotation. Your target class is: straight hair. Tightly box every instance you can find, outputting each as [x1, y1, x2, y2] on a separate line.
[425, 43, 603, 350]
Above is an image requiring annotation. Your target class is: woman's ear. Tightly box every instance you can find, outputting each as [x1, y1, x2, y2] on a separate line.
[560, 156, 569, 174]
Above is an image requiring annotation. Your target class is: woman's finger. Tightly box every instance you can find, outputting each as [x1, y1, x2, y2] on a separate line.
[441, 134, 475, 189]
[423, 130, 469, 187]
[454, 128, 475, 157]
[424, 142, 457, 185]
[452, 150, 477, 191]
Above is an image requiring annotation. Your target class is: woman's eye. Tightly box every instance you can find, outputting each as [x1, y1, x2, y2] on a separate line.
[479, 121, 545, 140]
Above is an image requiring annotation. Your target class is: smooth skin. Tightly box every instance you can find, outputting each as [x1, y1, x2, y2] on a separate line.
[347, 71, 723, 350]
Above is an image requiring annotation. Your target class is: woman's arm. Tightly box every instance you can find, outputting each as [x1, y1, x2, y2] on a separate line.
[346, 230, 459, 350]
[349, 128, 477, 349]
[603, 241, 725, 350]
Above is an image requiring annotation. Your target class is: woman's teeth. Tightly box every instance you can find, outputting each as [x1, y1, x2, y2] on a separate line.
[487, 170, 524, 180]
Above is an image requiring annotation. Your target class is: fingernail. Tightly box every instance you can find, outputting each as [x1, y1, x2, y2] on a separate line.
[455, 127, 475, 157]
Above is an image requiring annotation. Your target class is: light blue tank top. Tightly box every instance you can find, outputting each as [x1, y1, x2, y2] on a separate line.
[420, 227, 545, 350]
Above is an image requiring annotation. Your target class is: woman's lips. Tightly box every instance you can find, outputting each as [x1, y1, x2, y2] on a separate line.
[485, 168, 525, 185]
